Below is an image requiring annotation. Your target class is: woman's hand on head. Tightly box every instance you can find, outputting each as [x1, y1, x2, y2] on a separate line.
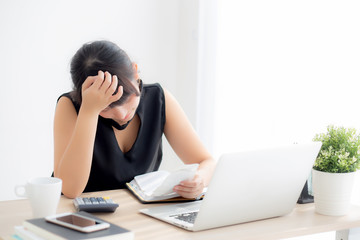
[173, 174, 205, 199]
[81, 71, 123, 114]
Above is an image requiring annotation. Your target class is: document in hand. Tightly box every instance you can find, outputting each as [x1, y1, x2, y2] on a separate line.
[126, 164, 203, 203]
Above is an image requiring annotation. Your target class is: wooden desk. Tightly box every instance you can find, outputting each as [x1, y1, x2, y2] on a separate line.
[1, 189, 360, 240]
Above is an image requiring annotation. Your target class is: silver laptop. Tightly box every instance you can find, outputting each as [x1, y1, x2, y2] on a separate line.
[139, 142, 322, 231]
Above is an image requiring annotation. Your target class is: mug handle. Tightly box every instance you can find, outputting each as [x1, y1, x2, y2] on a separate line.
[14, 184, 27, 198]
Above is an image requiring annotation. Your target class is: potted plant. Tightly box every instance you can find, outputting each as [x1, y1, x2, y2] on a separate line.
[312, 125, 360, 216]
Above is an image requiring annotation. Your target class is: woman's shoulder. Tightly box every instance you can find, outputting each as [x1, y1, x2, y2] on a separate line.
[57, 91, 75, 101]
[57, 91, 80, 112]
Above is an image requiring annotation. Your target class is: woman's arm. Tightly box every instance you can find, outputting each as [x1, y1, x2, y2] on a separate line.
[54, 71, 122, 198]
[163, 89, 216, 199]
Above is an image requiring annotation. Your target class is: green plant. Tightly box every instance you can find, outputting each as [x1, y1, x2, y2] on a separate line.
[313, 125, 360, 173]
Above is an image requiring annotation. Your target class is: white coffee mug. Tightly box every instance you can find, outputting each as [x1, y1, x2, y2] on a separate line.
[15, 177, 62, 218]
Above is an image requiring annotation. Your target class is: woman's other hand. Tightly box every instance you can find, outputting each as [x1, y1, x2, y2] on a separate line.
[173, 174, 205, 199]
[81, 71, 123, 114]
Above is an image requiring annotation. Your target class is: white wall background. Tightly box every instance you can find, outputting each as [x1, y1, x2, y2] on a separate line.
[214, 0, 360, 157]
[214, 1, 360, 239]
[0, 0, 201, 201]
[214, 0, 360, 202]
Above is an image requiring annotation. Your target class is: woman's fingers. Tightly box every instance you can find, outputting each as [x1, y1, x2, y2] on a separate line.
[99, 71, 112, 92]
[97, 70, 105, 81]
[174, 182, 199, 193]
[105, 74, 123, 103]
[106, 75, 118, 95]
[81, 70, 124, 113]
[92, 71, 105, 89]
[174, 185, 203, 199]
[101, 72, 122, 99]
[173, 175, 205, 199]
[82, 71, 105, 91]
[81, 76, 97, 91]
[111, 86, 123, 102]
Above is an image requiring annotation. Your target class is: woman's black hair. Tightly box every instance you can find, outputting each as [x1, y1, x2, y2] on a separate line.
[70, 40, 140, 107]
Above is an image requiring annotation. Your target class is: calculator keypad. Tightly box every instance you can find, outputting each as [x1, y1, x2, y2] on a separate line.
[73, 197, 119, 212]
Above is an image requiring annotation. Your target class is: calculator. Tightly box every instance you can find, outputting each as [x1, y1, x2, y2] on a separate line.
[73, 197, 119, 213]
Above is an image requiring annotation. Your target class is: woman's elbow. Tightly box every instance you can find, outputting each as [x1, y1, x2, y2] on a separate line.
[61, 186, 83, 199]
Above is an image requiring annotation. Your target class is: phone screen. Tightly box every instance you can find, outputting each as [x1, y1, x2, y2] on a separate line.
[56, 214, 101, 227]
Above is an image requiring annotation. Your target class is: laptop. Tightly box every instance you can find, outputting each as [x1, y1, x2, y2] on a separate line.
[139, 142, 322, 231]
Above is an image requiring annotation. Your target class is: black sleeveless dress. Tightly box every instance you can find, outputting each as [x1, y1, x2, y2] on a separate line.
[58, 83, 166, 192]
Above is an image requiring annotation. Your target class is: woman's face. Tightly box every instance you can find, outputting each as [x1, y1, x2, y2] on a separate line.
[99, 81, 141, 125]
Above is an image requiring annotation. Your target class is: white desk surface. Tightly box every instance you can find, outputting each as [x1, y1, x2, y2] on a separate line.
[1, 189, 360, 240]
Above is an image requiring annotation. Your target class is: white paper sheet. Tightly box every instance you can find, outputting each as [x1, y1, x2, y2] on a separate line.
[133, 164, 199, 197]
[152, 164, 199, 196]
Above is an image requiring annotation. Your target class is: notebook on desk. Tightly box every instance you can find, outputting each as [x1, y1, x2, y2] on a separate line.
[140, 142, 322, 231]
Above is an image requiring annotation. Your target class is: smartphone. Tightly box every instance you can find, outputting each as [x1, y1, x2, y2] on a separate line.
[45, 212, 110, 233]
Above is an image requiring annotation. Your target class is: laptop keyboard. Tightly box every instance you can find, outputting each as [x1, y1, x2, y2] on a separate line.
[169, 211, 198, 224]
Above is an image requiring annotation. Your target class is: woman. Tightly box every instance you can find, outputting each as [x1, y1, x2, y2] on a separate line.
[53, 40, 215, 199]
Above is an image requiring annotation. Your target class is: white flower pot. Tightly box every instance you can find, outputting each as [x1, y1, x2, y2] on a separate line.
[312, 169, 356, 216]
